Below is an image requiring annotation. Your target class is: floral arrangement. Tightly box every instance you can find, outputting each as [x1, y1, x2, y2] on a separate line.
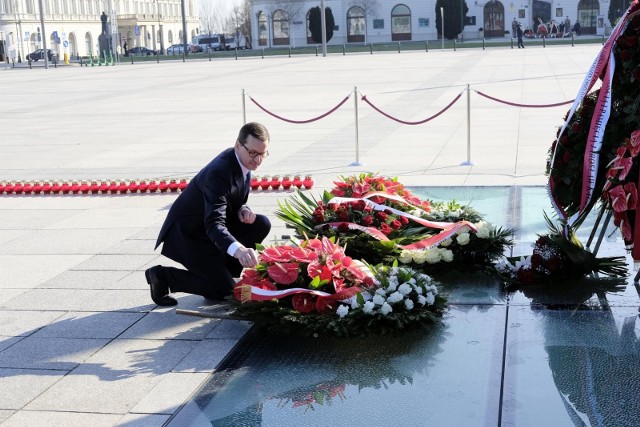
[495, 216, 628, 287]
[547, 5, 640, 251]
[231, 237, 446, 337]
[276, 173, 513, 276]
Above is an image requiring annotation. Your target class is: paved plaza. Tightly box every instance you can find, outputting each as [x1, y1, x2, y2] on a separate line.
[0, 42, 615, 425]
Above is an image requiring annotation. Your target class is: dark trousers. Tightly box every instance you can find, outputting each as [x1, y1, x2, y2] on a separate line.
[517, 36, 524, 48]
[161, 214, 271, 300]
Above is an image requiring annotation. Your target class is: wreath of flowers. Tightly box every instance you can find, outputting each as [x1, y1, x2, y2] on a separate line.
[276, 173, 513, 276]
[495, 215, 628, 288]
[231, 237, 446, 337]
[548, 9, 640, 248]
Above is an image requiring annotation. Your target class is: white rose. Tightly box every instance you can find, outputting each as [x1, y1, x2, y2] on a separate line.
[399, 250, 414, 264]
[475, 221, 491, 239]
[380, 302, 393, 315]
[456, 226, 470, 235]
[456, 232, 471, 245]
[404, 298, 415, 310]
[440, 238, 452, 247]
[373, 294, 386, 305]
[336, 305, 349, 318]
[412, 251, 428, 264]
[425, 248, 441, 264]
[441, 249, 454, 262]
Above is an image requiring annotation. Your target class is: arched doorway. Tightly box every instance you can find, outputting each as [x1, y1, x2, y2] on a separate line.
[483, 1, 505, 38]
[578, 0, 599, 34]
[49, 33, 59, 57]
[68, 32, 78, 58]
[391, 4, 412, 41]
[85, 32, 93, 56]
[258, 11, 268, 46]
[347, 6, 365, 43]
[168, 30, 174, 44]
[306, 10, 313, 44]
[272, 9, 290, 45]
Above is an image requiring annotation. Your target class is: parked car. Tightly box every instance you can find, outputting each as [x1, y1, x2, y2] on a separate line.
[166, 44, 186, 55]
[224, 36, 238, 50]
[127, 46, 157, 56]
[189, 44, 203, 53]
[27, 49, 55, 61]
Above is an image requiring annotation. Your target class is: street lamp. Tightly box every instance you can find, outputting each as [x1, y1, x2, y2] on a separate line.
[155, 0, 162, 54]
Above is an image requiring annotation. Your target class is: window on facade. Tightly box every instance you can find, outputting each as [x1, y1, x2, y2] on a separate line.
[85, 32, 92, 54]
[258, 11, 267, 44]
[578, 0, 599, 28]
[556, 8, 563, 17]
[26, 0, 34, 14]
[272, 10, 289, 38]
[391, 4, 411, 34]
[347, 6, 365, 36]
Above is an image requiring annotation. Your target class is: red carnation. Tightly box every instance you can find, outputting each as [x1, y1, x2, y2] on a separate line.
[361, 215, 374, 226]
[375, 211, 388, 221]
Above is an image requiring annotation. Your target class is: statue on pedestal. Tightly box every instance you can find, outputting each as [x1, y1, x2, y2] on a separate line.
[98, 11, 111, 59]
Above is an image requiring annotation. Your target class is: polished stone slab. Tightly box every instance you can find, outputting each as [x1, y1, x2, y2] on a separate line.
[502, 305, 640, 427]
[169, 304, 506, 426]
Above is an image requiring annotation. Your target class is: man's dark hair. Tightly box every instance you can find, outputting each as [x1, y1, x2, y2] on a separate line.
[238, 122, 270, 144]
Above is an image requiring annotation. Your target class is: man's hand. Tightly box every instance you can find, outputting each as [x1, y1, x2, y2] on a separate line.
[234, 246, 259, 269]
[238, 206, 256, 224]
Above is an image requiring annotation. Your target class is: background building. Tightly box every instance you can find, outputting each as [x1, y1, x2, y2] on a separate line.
[249, 0, 621, 48]
[0, 0, 199, 61]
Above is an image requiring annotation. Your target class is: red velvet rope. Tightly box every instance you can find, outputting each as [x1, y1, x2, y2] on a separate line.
[474, 90, 574, 108]
[360, 92, 463, 125]
[249, 95, 351, 124]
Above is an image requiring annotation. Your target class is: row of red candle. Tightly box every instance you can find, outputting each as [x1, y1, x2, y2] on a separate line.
[251, 175, 314, 191]
[0, 179, 189, 195]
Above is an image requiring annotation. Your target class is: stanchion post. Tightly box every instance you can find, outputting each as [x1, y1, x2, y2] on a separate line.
[262, 48, 264, 59]
[602, 35, 605, 45]
[315, 46, 318, 56]
[350, 86, 363, 166]
[572, 33, 575, 46]
[208, 48, 212, 61]
[426, 40, 428, 52]
[543, 36, 546, 48]
[131, 53, 133, 64]
[511, 38, 514, 49]
[343, 44, 345, 55]
[242, 89, 247, 125]
[460, 84, 473, 166]
[453, 39, 456, 51]
[482, 38, 485, 50]
[235, 48, 238, 60]
[288, 46, 291, 57]
[397, 42, 400, 53]
[370, 43, 373, 54]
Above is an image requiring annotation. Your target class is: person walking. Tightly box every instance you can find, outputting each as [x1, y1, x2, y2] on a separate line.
[516, 23, 525, 48]
[145, 122, 272, 306]
[564, 16, 572, 35]
[512, 18, 518, 39]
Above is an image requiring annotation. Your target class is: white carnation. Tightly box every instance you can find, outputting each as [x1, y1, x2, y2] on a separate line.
[425, 292, 435, 305]
[387, 291, 403, 303]
[412, 250, 428, 264]
[441, 249, 454, 262]
[398, 283, 412, 295]
[404, 299, 414, 310]
[418, 295, 427, 306]
[373, 294, 386, 305]
[380, 302, 393, 315]
[363, 301, 375, 313]
[399, 250, 414, 264]
[336, 305, 349, 318]
[376, 288, 387, 296]
[440, 238, 452, 247]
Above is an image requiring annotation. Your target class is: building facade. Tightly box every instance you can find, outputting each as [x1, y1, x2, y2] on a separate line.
[250, 0, 618, 48]
[0, 0, 199, 62]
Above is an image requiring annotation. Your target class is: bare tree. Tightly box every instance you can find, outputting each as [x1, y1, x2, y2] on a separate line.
[199, 0, 227, 36]
[348, 0, 380, 44]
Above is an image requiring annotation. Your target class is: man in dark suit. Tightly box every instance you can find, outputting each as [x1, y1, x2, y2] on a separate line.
[145, 122, 271, 306]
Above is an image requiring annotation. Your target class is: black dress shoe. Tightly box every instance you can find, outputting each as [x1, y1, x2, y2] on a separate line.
[145, 266, 177, 306]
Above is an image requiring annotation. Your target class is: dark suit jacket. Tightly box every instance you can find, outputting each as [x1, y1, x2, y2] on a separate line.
[155, 148, 249, 266]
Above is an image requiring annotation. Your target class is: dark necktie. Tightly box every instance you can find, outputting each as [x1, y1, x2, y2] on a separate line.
[244, 172, 251, 195]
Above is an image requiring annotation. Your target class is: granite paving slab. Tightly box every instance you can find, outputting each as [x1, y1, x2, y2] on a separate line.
[38, 269, 132, 290]
[0, 410, 123, 427]
[0, 288, 28, 305]
[0, 209, 81, 230]
[0, 310, 66, 337]
[80, 289, 158, 312]
[0, 337, 109, 370]
[71, 254, 156, 271]
[30, 311, 145, 339]
[172, 339, 239, 373]
[46, 207, 168, 230]
[0, 410, 14, 423]
[1, 288, 101, 311]
[0, 337, 23, 353]
[119, 311, 219, 341]
[0, 368, 66, 409]
[0, 254, 93, 289]
[129, 372, 210, 415]
[0, 228, 138, 255]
